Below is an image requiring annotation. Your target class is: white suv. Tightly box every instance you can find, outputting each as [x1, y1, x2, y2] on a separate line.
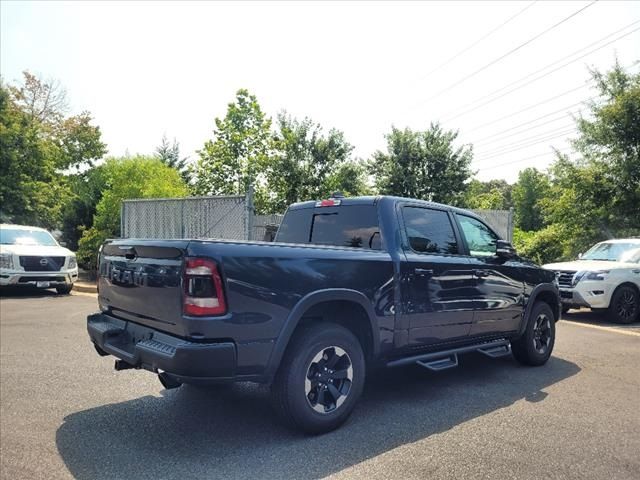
[0, 224, 78, 294]
[544, 239, 640, 324]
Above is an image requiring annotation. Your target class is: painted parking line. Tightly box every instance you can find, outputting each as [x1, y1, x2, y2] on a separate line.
[562, 320, 640, 337]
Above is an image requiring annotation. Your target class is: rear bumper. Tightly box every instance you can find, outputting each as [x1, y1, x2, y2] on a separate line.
[87, 312, 237, 382]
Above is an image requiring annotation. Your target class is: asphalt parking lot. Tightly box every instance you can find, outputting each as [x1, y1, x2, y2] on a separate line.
[1, 289, 639, 480]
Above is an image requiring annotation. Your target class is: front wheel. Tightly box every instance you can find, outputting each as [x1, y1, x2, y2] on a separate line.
[271, 323, 365, 434]
[607, 285, 639, 324]
[512, 301, 556, 366]
[56, 284, 73, 295]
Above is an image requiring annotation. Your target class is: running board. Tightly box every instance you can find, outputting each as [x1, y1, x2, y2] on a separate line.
[386, 339, 511, 369]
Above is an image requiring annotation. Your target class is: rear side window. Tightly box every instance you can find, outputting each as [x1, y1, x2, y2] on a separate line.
[276, 205, 381, 250]
[456, 214, 498, 257]
[402, 207, 458, 254]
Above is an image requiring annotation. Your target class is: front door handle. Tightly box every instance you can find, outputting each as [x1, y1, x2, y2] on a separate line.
[474, 269, 490, 278]
[414, 268, 434, 277]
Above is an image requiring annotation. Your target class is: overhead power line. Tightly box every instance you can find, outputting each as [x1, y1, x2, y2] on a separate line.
[475, 119, 576, 147]
[482, 125, 577, 159]
[415, 0, 599, 107]
[442, 21, 640, 122]
[475, 149, 570, 172]
[419, 1, 538, 80]
[474, 128, 577, 163]
[467, 101, 585, 141]
[463, 84, 591, 134]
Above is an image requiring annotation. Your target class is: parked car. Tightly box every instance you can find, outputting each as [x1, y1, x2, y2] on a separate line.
[544, 239, 640, 323]
[0, 224, 78, 294]
[87, 195, 560, 433]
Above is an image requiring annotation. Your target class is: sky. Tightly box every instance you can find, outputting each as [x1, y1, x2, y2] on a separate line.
[1, 0, 639, 183]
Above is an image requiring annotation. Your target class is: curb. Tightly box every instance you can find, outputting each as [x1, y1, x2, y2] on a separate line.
[74, 282, 97, 294]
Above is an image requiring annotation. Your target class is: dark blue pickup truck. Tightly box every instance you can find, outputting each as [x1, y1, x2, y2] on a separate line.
[88, 195, 560, 433]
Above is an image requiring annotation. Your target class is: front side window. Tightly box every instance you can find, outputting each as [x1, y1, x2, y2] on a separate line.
[402, 207, 458, 254]
[456, 215, 498, 257]
[0, 228, 58, 246]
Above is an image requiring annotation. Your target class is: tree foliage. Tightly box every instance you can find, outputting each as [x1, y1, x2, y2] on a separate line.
[192, 89, 272, 198]
[511, 63, 640, 263]
[464, 179, 513, 210]
[512, 168, 550, 231]
[370, 123, 473, 205]
[156, 134, 191, 184]
[0, 73, 106, 228]
[262, 113, 369, 213]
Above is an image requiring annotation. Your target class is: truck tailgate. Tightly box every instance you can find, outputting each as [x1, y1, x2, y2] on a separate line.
[98, 239, 189, 337]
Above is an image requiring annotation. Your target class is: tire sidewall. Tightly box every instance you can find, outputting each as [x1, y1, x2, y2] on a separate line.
[283, 325, 365, 432]
[521, 302, 556, 365]
[609, 285, 639, 324]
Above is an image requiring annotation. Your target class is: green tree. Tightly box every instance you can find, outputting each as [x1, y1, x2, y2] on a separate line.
[464, 179, 513, 210]
[192, 89, 272, 200]
[156, 134, 191, 184]
[370, 123, 473, 205]
[263, 113, 369, 213]
[0, 72, 106, 228]
[512, 168, 550, 231]
[77, 156, 189, 269]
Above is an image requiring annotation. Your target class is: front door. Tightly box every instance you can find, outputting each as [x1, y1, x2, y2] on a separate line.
[454, 214, 525, 336]
[399, 205, 476, 347]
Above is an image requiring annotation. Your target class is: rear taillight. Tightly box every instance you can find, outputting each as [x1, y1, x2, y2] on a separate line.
[183, 257, 227, 316]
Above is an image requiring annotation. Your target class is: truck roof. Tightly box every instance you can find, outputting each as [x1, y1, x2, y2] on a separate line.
[287, 195, 484, 219]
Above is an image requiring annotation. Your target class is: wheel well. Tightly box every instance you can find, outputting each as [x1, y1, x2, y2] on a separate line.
[297, 300, 374, 362]
[535, 290, 560, 322]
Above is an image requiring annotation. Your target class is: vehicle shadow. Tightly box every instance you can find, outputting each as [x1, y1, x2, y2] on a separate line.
[563, 308, 640, 328]
[56, 353, 580, 480]
[0, 286, 61, 299]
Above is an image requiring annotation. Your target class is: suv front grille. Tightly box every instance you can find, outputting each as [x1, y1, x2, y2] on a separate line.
[19, 256, 65, 272]
[556, 270, 576, 289]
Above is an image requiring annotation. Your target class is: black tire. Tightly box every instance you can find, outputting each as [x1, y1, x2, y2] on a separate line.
[271, 323, 365, 434]
[607, 285, 639, 324]
[512, 301, 555, 366]
[56, 284, 73, 295]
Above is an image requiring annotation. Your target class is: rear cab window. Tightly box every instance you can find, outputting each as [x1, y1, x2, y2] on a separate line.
[276, 204, 382, 250]
[401, 206, 459, 255]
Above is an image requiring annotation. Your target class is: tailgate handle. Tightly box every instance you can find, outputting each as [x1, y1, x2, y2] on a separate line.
[119, 246, 137, 259]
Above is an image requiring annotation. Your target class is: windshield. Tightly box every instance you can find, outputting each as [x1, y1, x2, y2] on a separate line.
[0, 228, 59, 246]
[581, 242, 640, 262]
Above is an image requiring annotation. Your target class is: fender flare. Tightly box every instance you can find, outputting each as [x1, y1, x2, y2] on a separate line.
[518, 283, 561, 337]
[264, 289, 381, 377]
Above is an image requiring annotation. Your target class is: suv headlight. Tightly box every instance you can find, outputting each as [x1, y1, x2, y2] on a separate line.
[574, 270, 609, 284]
[0, 254, 13, 269]
[68, 256, 77, 269]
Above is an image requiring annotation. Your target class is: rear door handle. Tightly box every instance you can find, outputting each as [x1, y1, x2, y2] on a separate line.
[474, 269, 490, 278]
[414, 268, 434, 277]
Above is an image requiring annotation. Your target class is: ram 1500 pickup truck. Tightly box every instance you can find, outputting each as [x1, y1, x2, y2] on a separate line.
[87, 195, 560, 433]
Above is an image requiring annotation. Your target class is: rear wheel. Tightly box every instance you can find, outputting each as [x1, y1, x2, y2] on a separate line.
[56, 284, 73, 295]
[607, 285, 639, 324]
[512, 301, 555, 366]
[271, 323, 365, 434]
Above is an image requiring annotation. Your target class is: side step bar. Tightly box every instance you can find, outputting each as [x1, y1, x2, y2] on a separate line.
[387, 339, 511, 370]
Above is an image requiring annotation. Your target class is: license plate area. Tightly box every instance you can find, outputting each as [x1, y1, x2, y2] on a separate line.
[36, 281, 50, 288]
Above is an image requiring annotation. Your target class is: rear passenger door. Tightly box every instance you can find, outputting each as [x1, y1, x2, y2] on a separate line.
[399, 205, 476, 347]
[454, 214, 525, 336]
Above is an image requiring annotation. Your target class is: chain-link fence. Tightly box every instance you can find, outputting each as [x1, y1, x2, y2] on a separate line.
[121, 195, 248, 240]
[121, 195, 513, 243]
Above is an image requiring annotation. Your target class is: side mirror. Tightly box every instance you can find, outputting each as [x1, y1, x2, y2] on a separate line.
[496, 240, 516, 258]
